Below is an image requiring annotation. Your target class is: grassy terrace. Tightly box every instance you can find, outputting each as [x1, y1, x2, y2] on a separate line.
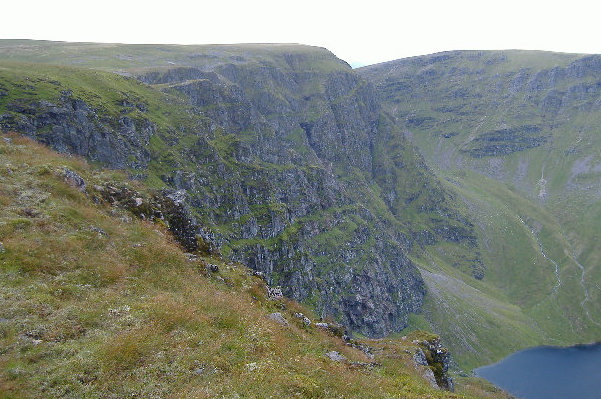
[0, 59, 200, 131]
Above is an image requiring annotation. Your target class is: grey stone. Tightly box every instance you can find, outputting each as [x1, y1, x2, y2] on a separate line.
[89, 226, 107, 237]
[422, 367, 438, 389]
[1, 98, 153, 170]
[63, 168, 86, 192]
[191, 364, 217, 376]
[267, 312, 288, 326]
[244, 362, 258, 372]
[293, 312, 311, 327]
[267, 287, 283, 300]
[325, 351, 346, 362]
[185, 253, 198, 261]
[251, 270, 266, 280]
[314, 322, 345, 337]
[207, 263, 219, 273]
[413, 348, 428, 366]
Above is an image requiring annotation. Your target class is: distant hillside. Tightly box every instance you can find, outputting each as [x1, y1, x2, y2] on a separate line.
[359, 50, 601, 367]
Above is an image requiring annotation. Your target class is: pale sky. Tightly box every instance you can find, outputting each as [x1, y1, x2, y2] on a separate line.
[1, 0, 599, 67]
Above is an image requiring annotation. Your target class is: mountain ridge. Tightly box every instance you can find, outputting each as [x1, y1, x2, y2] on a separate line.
[3, 40, 601, 372]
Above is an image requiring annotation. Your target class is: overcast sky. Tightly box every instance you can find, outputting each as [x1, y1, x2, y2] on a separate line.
[2, 0, 599, 67]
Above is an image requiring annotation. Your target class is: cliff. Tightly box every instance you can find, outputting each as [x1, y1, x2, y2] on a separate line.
[7, 40, 601, 371]
[0, 41, 478, 337]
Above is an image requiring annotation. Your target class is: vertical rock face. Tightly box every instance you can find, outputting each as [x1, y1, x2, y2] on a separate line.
[136, 48, 429, 336]
[0, 92, 153, 169]
[0, 43, 473, 337]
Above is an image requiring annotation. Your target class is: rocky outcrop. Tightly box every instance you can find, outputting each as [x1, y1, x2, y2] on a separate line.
[463, 125, 547, 158]
[0, 91, 153, 169]
[412, 335, 454, 391]
[90, 183, 217, 255]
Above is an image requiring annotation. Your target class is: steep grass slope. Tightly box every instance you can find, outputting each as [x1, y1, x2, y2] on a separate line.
[0, 133, 509, 398]
[360, 50, 601, 367]
[409, 169, 599, 369]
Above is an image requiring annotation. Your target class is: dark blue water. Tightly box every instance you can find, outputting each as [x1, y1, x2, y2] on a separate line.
[474, 343, 601, 399]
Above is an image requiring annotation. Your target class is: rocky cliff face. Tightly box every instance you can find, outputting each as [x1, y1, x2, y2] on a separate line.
[135, 48, 429, 336]
[0, 42, 477, 337]
[0, 91, 153, 169]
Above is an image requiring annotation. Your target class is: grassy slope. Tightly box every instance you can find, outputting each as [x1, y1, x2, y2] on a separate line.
[0, 133, 511, 398]
[360, 50, 601, 367]
[414, 169, 601, 369]
[0, 58, 203, 137]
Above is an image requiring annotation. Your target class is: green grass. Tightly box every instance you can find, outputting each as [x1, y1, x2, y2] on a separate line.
[0, 40, 348, 74]
[0, 59, 202, 132]
[409, 168, 601, 368]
